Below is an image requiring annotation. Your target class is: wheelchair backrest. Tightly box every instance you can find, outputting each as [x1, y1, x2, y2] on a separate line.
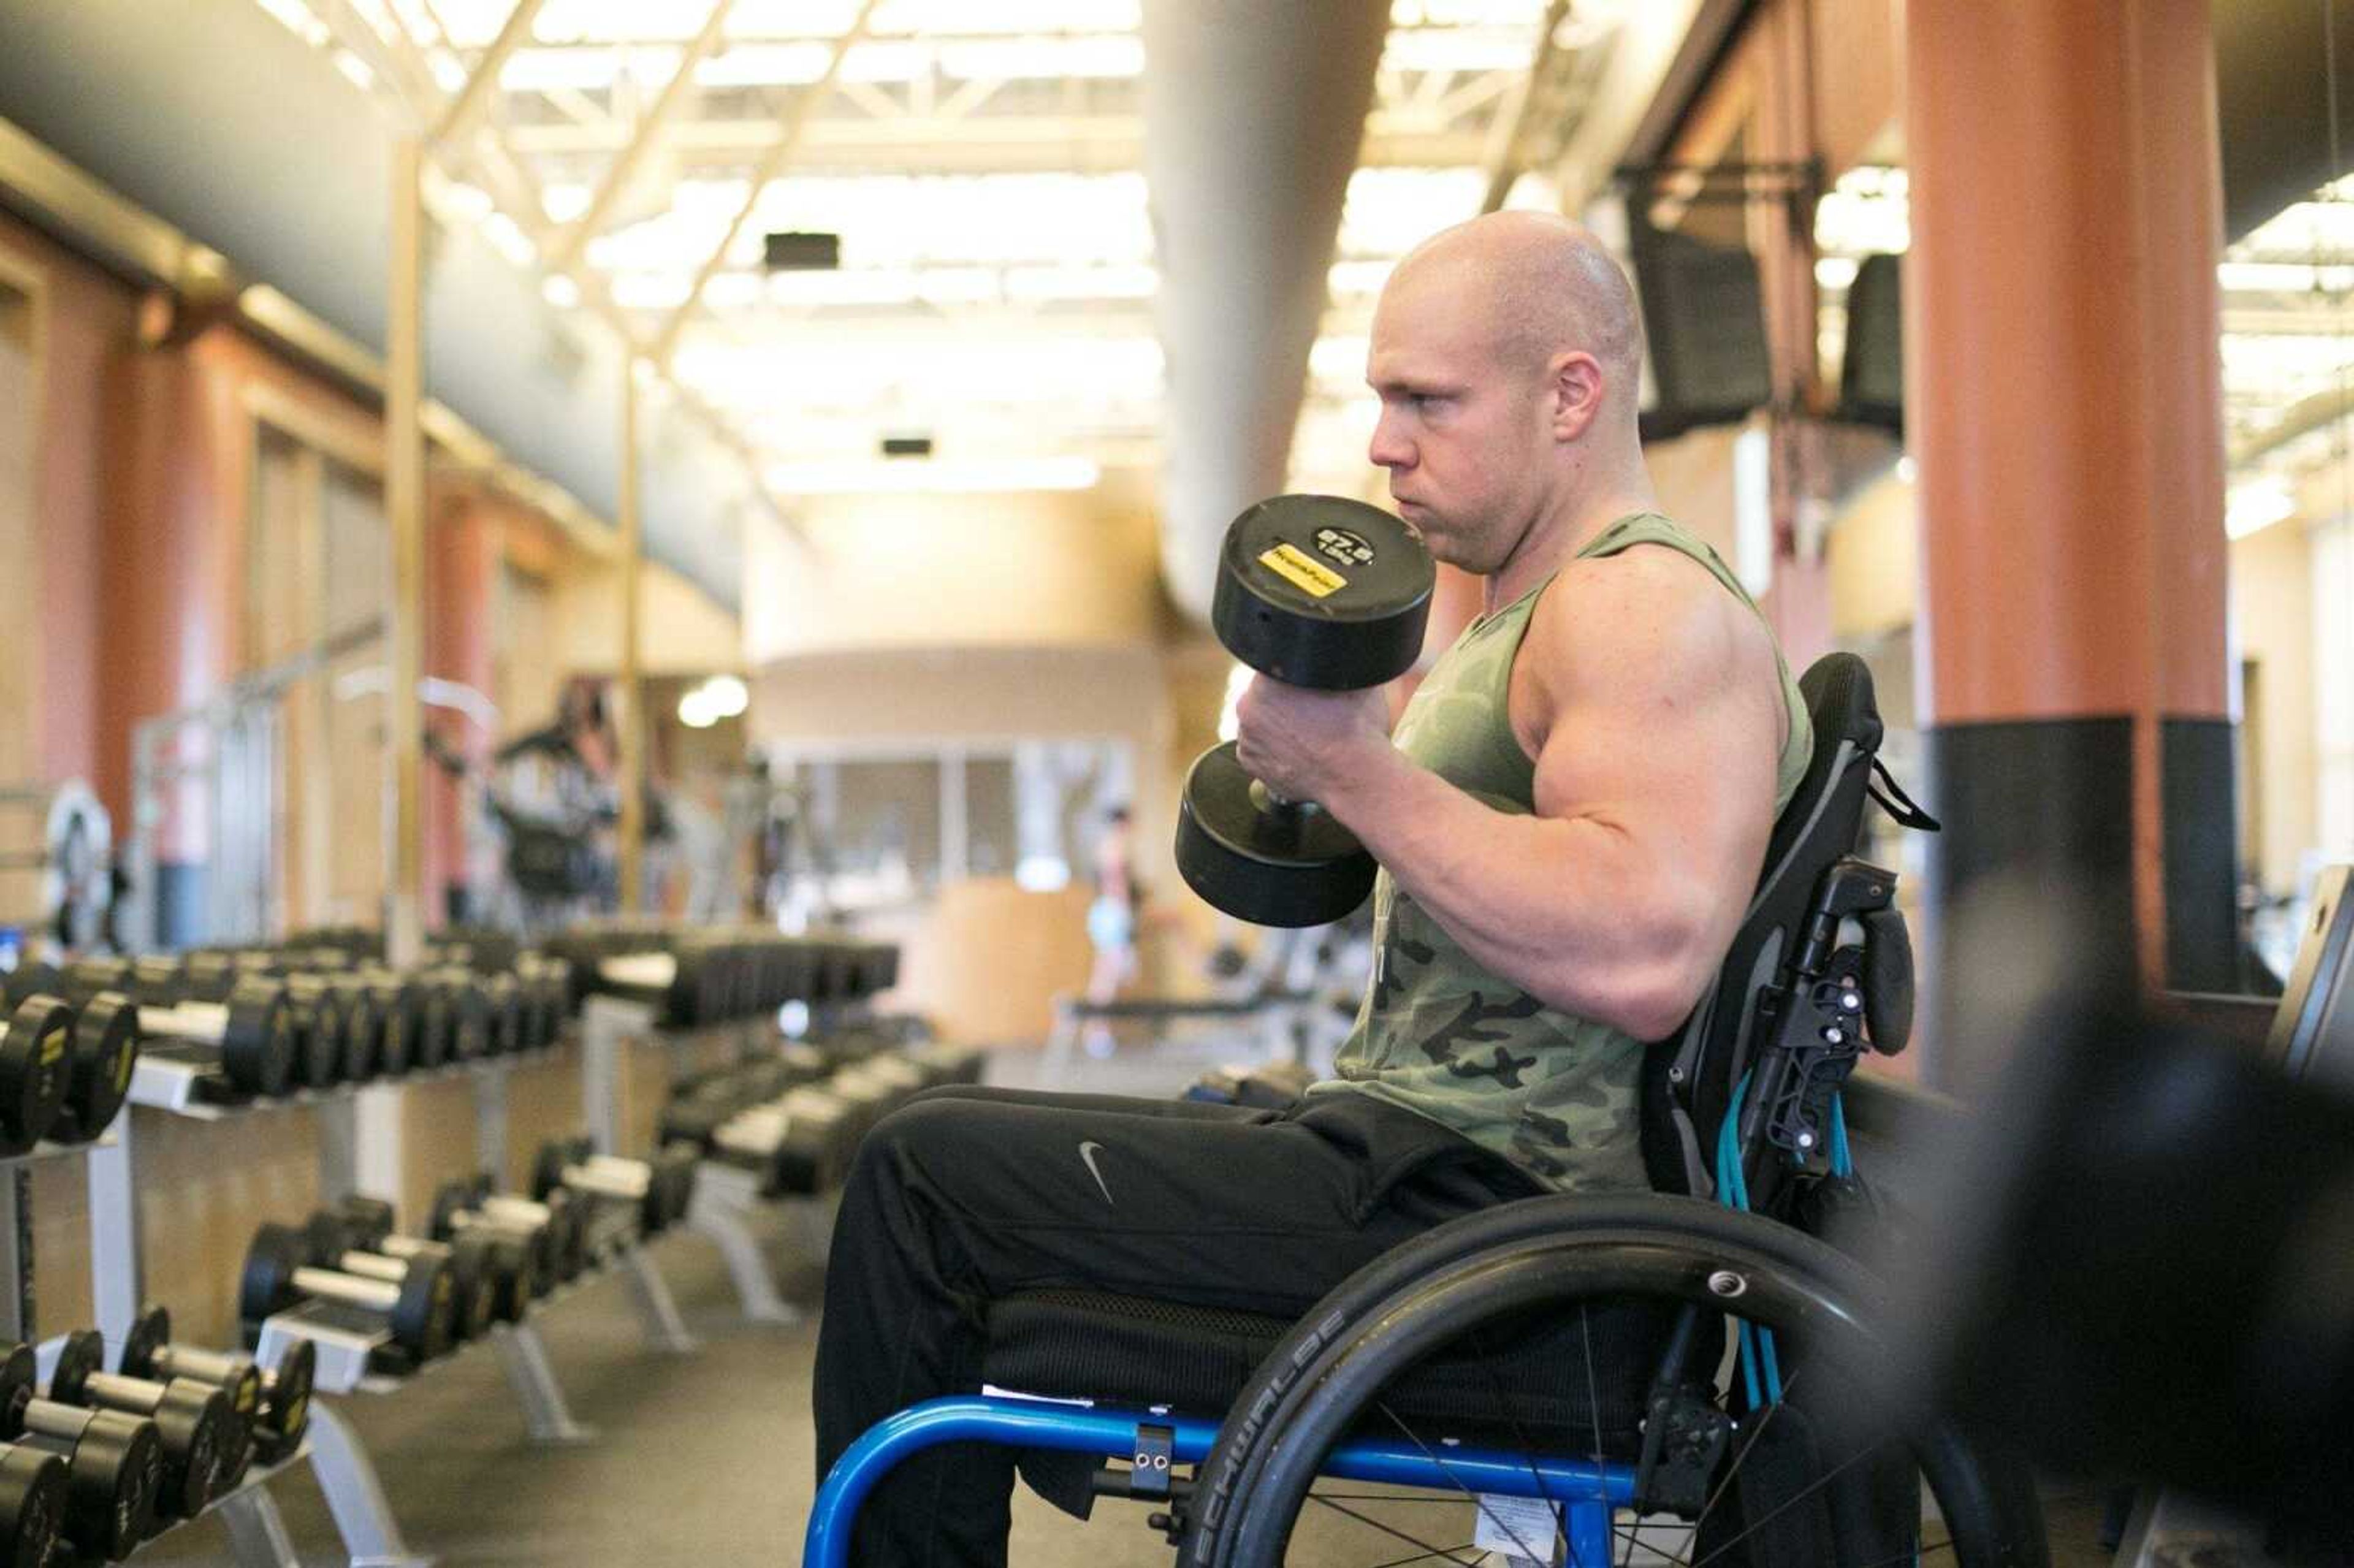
[1637, 652, 1898, 1200]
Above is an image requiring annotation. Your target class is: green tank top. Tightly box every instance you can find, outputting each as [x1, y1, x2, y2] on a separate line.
[1312, 512, 1813, 1193]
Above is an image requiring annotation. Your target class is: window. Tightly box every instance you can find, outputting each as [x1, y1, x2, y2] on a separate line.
[765, 739, 1133, 915]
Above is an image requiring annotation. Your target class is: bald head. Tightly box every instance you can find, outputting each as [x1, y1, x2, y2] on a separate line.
[1385, 211, 1644, 402]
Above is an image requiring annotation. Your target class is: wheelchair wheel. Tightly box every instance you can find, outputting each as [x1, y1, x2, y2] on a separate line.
[1182, 1193, 2047, 1568]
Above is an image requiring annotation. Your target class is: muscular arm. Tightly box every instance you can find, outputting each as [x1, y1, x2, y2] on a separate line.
[1246, 549, 1785, 1039]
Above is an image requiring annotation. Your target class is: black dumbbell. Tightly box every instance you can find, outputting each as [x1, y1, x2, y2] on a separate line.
[46, 1330, 229, 1523]
[332, 1197, 532, 1327]
[240, 1223, 454, 1366]
[450, 1179, 590, 1281]
[323, 975, 386, 1081]
[0, 995, 73, 1157]
[113, 1307, 261, 1481]
[425, 970, 492, 1062]
[275, 975, 348, 1089]
[0, 1433, 64, 1567]
[482, 1187, 598, 1275]
[424, 1184, 559, 1298]
[132, 976, 298, 1098]
[0, 1339, 158, 1559]
[355, 970, 419, 1076]
[0, 968, 139, 1146]
[530, 1140, 677, 1235]
[301, 1211, 497, 1342]
[116, 1306, 312, 1463]
[1175, 495, 1434, 927]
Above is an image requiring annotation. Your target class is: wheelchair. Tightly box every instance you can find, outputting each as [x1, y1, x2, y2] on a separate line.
[807, 652, 2051, 1567]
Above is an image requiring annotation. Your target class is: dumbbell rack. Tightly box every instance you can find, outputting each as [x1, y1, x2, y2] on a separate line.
[62, 1018, 695, 1568]
[628, 997, 815, 1328]
[622, 986, 887, 1329]
[0, 1132, 344, 1564]
[577, 994, 721, 1346]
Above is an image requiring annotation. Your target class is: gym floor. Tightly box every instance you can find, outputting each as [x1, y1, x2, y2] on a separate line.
[137, 1038, 2123, 1567]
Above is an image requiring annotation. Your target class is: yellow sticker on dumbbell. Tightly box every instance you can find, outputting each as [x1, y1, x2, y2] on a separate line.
[1259, 542, 1346, 598]
[39, 1033, 63, 1067]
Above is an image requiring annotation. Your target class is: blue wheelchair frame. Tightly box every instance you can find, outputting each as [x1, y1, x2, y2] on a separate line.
[804, 1395, 1629, 1567]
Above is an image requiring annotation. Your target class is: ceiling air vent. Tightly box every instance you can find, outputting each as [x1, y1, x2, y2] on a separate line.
[763, 231, 842, 271]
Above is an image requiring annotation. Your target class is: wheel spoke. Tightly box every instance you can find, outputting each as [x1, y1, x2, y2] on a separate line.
[1854, 1533, 1956, 1567]
[1466, 1320, 1569, 1562]
[1678, 1360, 1807, 1564]
[1685, 1436, 1901, 1568]
[1304, 1493, 1487, 1564]
[1361, 1540, 1488, 1568]
[1373, 1400, 1561, 1564]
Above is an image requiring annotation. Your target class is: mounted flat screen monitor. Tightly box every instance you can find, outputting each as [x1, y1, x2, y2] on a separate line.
[1837, 251, 1905, 433]
[2263, 863, 2354, 1090]
[1626, 217, 1772, 442]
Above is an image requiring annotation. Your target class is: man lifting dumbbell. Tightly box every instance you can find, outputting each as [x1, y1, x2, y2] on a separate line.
[812, 211, 1814, 1567]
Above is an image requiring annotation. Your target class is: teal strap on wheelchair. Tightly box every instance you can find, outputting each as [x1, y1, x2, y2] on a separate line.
[1715, 1073, 1786, 1407]
[1828, 1090, 1854, 1179]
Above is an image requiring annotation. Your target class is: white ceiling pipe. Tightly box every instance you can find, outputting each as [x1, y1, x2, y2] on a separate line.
[1140, 1, 1392, 623]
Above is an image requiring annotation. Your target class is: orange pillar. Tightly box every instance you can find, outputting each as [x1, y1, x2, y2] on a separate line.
[1907, 0, 2233, 1079]
[424, 497, 496, 926]
[99, 338, 229, 946]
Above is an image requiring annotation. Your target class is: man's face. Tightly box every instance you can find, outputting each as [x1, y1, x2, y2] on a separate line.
[1363, 267, 1550, 574]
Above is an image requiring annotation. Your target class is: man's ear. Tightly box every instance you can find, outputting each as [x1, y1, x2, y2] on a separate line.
[1549, 351, 1606, 441]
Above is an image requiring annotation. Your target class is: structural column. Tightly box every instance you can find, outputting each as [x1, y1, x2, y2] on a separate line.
[1906, 0, 2234, 1086]
[386, 135, 427, 965]
[615, 362, 646, 913]
[424, 497, 495, 923]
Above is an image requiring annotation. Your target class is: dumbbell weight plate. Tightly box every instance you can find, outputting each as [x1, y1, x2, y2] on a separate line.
[48, 992, 138, 1145]
[0, 998, 71, 1155]
[0, 1443, 65, 1568]
[280, 980, 345, 1089]
[365, 975, 418, 1076]
[332, 981, 386, 1081]
[426, 1184, 531, 1291]
[1210, 493, 1435, 690]
[257, 1338, 314, 1455]
[118, 1310, 257, 1486]
[1176, 742, 1379, 928]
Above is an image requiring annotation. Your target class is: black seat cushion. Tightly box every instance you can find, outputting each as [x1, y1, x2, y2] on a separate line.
[983, 1287, 1668, 1454]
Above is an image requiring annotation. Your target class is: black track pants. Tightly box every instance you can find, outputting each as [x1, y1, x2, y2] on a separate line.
[811, 1083, 1537, 1568]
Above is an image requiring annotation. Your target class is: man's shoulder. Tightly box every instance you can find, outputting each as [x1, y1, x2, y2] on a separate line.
[1526, 538, 1754, 688]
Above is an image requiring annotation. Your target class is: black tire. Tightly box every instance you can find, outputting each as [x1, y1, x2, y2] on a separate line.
[1182, 1193, 2047, 1568]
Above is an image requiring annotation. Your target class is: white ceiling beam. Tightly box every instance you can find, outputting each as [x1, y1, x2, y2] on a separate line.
[1480, 0, 1568, 213]
[545, 0, 739, 273]
[430, 0, 552, 150]
[649, 0, 883, 371]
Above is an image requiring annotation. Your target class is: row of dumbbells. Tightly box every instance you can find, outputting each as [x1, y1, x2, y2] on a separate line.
[0, 1311, 314, 1562]
[546, 926, 900, 1030]
[661, 1043, 983, 1198]
[4, 948, 574, 1103]
[237, 1144, 699, 1369]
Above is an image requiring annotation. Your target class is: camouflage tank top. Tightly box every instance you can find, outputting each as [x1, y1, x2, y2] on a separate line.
[1310, 512, 1813, 1193]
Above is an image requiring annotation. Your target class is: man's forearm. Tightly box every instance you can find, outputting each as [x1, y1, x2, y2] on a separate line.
[1321, 745, 1705, 1038]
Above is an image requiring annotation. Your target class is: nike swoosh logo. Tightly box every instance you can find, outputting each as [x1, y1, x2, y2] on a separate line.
[1078, 1140, 1114, 1207]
